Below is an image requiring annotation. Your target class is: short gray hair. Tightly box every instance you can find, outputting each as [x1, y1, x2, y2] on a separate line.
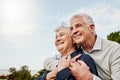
[71, 13, 94, 25]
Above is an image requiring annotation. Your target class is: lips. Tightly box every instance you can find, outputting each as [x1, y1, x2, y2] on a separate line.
[73, 33, 82, 40]
[56, 41, 64, 46]
[56, 41, 65, 51]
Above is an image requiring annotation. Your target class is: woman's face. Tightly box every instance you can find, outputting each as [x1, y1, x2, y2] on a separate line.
[55, 28, 73, 55]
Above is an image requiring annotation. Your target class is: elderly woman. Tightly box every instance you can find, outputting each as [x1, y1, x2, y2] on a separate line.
[37, 25, 98, 80]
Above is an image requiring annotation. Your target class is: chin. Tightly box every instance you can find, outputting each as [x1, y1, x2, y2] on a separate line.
[75, 40, 83, 44]
[57, 48, 63, 52]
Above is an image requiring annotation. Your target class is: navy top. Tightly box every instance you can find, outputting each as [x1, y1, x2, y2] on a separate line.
[37, 49, 98, 80]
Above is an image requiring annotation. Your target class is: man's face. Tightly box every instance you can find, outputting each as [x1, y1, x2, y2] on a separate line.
[70, 17, 93, 45]
[55, 29, 73, 54]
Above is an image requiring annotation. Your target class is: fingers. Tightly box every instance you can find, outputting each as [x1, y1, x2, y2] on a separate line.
[57, 55, 71, 71]
[71, 54, 81, 63]
[69, 61, 78, 67]
[77, 60, 86, 66]
[66, 55, 71, 62]
[77, 60, 90, 70]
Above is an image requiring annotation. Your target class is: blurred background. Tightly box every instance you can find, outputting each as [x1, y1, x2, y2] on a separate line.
[0, 0, 120, 79]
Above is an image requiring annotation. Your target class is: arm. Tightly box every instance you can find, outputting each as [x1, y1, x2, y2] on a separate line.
[69, 60, 93, 80]
[93, 75, 102, 80]
[80, 54, 98, 76]
[43, 55, 60, 71]
[45, 68, 58, 80]
[110, 47, 120, 80]
[69, 54, 101, 80]
[37, 68, 58, 80]
[56, 68, 74, 80]
[38, 55, 60, 80]
[56, 55, 75, 80]
[37, 70, 50, 80]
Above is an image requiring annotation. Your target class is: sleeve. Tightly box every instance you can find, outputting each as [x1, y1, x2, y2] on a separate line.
[80, 54, 98, 76]
[56, 68, 74, 80]
[93, 74, 102, 80]
[110, 47, 120, 80]
[43, 56, 59, 71]
[37, 71, 50, 80]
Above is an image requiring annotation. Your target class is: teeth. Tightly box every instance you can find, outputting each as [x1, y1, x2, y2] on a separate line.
[57, 41, 64, 45]
[74, 34, 81, 40]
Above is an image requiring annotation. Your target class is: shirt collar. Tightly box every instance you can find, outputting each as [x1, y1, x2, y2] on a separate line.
[82, 35, 102, 53]
[92, 35, 102, 51]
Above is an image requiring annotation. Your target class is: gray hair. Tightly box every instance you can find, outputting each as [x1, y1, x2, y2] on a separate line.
[54, 23, 70, 34]
[71, 13, 94, 25]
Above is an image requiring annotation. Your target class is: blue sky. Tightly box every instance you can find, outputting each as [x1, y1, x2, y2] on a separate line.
[0, 0, 120, 71]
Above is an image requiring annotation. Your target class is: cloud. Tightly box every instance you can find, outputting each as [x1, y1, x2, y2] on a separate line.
[0, 24, 36, 37]
[0, 24, 37, 48]
[62, 3, 120, 38]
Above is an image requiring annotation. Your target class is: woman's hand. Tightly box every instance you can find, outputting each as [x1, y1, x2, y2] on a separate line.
[57, 55, 71, 72]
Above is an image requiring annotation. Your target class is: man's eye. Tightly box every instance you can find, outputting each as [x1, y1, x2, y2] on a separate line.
[70, 27, 73, 31]
[76, 24, 81, 27]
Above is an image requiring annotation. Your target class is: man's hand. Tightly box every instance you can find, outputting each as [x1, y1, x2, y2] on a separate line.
[69, 54, 93, 80]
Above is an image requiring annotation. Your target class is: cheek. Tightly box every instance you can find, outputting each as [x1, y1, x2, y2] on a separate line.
[71, 34, 74, 39]
[55, 41, 57, 46]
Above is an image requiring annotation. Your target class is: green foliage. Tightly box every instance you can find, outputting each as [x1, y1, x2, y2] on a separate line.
[8, 65, 35, 80]
[34, 69, 46, 79]
[37, 69, 46, 76]
[107, 31, 120, 44]
[8, 65, 46, 80]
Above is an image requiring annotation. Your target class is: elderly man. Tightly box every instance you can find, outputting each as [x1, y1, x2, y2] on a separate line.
[69, 13, 120, 80]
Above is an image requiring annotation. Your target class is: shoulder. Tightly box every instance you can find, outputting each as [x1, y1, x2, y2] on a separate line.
[81, 53, 93, 60]
[102, 39, 120, 51]
[43, 55, 60, 70]
[102, 39, 120, 47]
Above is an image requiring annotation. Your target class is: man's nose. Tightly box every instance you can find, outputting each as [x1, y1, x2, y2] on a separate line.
[71, 28, 78, 35]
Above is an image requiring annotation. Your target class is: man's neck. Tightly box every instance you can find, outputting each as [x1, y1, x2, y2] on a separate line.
[82, 35, 96, 52]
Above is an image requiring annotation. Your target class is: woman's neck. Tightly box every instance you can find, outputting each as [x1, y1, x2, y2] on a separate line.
[61, 48, 75, 57]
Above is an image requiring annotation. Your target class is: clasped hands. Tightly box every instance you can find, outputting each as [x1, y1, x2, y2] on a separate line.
[46, 54, 92, 80]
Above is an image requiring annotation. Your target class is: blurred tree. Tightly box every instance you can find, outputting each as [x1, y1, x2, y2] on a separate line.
[107, 31, 120, 44]
[8, 65, 35, 80]
[8, 67, 17, 80]
[37, 69, 46, 76]
[34, 69, 46, 79]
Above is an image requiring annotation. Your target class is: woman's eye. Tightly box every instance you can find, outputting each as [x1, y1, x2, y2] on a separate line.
[60, 33, 64, 37]
[70, 27, 73, 31]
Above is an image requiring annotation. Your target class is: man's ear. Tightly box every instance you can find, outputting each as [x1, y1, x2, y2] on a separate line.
[90, 24, 95, 33]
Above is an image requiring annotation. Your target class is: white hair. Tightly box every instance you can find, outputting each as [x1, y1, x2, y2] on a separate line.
[71, 13, 94, 25]
[70, 13, 96, 34]
[54, 23, 70, 34]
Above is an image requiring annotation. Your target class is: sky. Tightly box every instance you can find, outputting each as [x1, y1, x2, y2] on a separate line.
[0, 0, 120, 72]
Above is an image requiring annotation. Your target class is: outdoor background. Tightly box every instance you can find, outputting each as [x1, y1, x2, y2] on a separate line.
[0, 0, 120, 74]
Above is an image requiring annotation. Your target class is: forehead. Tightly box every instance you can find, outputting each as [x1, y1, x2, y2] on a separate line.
[70, 17, 84, 26]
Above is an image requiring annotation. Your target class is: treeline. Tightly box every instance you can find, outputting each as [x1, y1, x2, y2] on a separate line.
[0, 65, 46, 80]
[107, 31, 120, 44]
